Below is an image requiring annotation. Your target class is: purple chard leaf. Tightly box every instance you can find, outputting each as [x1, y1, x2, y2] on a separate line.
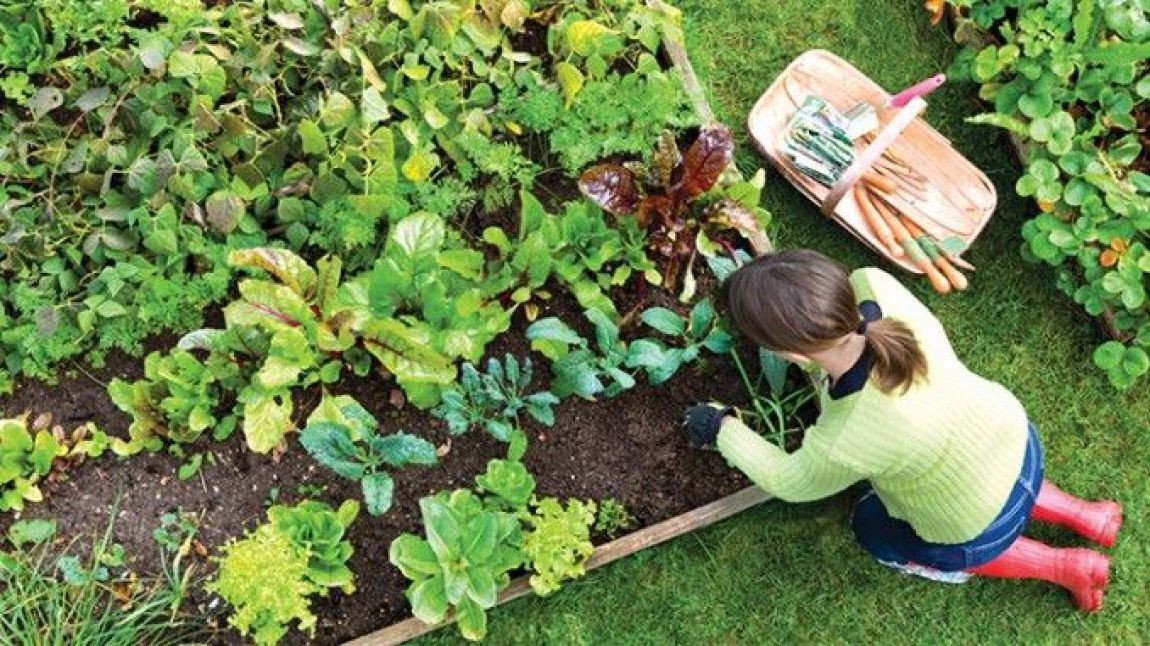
[674, 124, 733, 203]
[578, 164, 641, 216]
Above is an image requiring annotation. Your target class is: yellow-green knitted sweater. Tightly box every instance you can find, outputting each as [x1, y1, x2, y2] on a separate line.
[716, 267, 1029, 544]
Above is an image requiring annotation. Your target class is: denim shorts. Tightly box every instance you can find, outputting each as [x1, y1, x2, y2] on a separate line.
[850, 424, 1043, 572]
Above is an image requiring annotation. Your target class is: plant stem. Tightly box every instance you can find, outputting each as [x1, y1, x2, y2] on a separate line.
[728, 348, 773, 436]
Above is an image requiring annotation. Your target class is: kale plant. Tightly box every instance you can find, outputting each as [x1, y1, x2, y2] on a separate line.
[433, 354, 559, 444]
[300, 395, 437, 516]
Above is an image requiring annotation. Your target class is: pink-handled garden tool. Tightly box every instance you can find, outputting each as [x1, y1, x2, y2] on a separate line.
[886, 73, 946, 108]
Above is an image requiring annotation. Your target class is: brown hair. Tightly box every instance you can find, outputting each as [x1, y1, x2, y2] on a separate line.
[720, 249, 927, 394]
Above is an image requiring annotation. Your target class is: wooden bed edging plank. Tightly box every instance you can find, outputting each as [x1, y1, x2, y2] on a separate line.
[344, 486, 772, 646]
[646, 0, 716, 125]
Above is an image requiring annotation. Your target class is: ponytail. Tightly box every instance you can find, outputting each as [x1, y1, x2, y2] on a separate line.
[860, 318, 927, 394]
[724, 250, 928, 395]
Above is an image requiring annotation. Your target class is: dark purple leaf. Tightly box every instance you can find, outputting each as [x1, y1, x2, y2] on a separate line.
[578, 164, 640, 216]
[636, 195, 673, 229]
[674, 124, 733, 203]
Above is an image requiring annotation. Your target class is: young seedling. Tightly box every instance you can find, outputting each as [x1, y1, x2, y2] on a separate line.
[433, 354, 559, 444]
[475, 458, 536, 510]
[526, 308, 637, 399]
[300, 395, 437, 515]
[626, 299, 734, 384]
[594, 499, 635, 538]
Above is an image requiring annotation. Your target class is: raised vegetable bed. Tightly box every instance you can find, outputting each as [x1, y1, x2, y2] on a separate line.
[0, 1, 810, 644]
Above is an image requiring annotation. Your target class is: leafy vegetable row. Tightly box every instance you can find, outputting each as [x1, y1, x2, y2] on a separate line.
[0, 0, 695, 392]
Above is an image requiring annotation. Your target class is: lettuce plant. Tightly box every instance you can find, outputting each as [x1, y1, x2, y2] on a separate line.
[522, 497, 597, 596]
[300, 395, 437, 515]
[208, 524, 319, 646]
[267, 499, 360, 592]
[107, 348, 243, 454]
[389, 490, 525, 642]
[209, 499, 360, 645]
[0, 416, 63, 513]
[475, 458, 537, 510]
[433, 354, 559, 444]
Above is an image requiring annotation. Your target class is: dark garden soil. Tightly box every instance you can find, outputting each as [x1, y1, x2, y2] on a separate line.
[0, 282, 805, 645]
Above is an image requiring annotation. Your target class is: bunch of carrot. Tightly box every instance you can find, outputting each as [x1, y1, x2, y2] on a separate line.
[852, 183, 970, 295]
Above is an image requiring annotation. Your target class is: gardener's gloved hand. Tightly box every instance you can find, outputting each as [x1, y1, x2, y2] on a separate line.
[683, 403, 736, 447]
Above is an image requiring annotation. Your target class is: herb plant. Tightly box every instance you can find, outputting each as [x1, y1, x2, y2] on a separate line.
[727, 347, 818, 448]
[300, 395, 437, 515]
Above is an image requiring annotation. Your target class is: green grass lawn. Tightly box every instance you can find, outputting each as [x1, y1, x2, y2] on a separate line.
[416, 1, 1149, 643]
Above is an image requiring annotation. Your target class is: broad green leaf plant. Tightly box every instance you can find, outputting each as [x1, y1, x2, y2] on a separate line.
[0, 416, 64, 512]
[942, 0, 1150, 387]
[390, 457, 601, 641]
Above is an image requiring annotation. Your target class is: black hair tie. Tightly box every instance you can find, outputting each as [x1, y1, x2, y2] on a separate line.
[856, 319, 869, 334]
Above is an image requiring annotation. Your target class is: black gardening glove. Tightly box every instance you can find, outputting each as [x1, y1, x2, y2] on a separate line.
[683, 403, 736, 447]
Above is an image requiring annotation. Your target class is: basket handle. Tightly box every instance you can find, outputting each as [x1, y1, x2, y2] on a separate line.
[821, 97, 927, 216]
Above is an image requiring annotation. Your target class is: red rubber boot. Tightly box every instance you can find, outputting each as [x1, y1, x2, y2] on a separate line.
[967, 536, 1110, 612]
[1032, 481, 1123, 548]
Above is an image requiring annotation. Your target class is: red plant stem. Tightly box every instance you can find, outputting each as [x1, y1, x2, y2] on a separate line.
[251, 304, 302, 327]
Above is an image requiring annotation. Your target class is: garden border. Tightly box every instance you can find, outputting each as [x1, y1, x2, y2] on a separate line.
[343, 7, 777, 644]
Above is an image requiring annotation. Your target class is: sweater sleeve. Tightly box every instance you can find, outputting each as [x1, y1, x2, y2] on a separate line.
[715, 416, 861, 502]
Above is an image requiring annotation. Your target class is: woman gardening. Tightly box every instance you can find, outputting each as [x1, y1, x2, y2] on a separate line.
[686, 249, 1122, 611]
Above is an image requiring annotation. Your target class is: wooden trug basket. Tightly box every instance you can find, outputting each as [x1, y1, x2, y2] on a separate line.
[748, 49, 997, 273]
